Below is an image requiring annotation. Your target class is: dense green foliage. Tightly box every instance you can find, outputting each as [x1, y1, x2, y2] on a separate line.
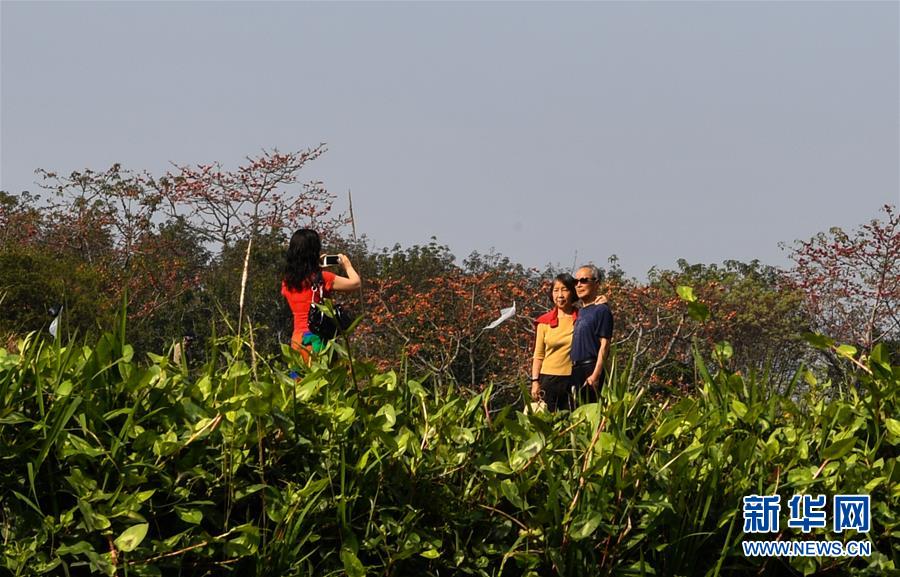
[1, 313, 897, 576]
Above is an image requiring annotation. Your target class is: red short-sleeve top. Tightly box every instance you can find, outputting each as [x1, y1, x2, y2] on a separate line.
[281, 271, 336, 337]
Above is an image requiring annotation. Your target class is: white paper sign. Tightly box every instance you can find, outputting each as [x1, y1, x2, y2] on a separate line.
[49, 307, 62, 338]
[484, 302, 516, 330]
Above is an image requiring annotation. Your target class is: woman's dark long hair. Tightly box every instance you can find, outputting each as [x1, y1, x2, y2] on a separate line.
[283, 229, 321, 291]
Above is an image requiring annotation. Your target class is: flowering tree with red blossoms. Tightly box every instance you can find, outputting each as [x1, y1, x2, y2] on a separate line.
[786, 204, 900, 351]
[348, 242, 546, 395]
[36, 164, 159, 266]
[154, 146, 346, 247]
[0, 192, 43, 247]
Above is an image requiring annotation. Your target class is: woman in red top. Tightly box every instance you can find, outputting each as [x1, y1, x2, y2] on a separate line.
[281, 229, 361, 359]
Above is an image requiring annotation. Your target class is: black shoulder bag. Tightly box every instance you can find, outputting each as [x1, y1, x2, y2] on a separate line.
[307, 273, 353, 341]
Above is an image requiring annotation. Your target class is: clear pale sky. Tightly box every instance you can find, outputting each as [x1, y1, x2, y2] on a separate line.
[2, 1, 898, 278]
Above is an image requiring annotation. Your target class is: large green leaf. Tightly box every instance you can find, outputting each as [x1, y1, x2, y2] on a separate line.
[687, 302, 710, 322]
[509, 433, 544, 470]
[676, 286, 696, 302]
[821, 437, 856, 460]
[597, 432, 631, 459]
[33, 395, 82, 472]
[56, 541, 95, 556]
[569, 513, 603, 541]
[481, 461, 513, 475]
[176, 508, 203, 525]
[340, 547, 366, 577]
[114, 523, 149, 552]
[500, 479, 525, 509]
[376, 403, 397, 431]
[885, 418, 900, 438]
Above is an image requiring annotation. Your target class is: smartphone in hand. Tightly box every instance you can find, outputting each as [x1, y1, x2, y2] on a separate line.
[320, 254, 340, 267]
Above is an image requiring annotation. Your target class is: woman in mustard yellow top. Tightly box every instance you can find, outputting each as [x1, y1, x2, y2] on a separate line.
[531, 273, 578, 411]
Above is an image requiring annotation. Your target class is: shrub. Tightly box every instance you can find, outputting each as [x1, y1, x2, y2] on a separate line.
[1, 322, 897, 576]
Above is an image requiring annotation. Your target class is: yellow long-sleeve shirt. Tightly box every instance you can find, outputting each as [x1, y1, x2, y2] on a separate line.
[533, 313, 574, 376]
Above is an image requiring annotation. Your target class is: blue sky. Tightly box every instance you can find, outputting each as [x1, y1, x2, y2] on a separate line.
[2, 1, 898, 277]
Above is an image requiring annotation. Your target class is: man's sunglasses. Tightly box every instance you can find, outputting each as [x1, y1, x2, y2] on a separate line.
[575, 277, 596, 284]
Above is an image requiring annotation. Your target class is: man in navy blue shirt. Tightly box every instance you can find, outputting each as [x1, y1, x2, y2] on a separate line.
[570, 264, 613, 403]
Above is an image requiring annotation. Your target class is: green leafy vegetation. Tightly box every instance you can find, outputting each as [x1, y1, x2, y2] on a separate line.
[1, 312, 897, 576]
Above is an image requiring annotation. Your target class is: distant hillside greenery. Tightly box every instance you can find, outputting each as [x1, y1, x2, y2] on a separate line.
[1, 154, 898, 574]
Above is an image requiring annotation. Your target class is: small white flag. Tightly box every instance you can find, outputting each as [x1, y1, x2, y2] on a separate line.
[49, 306, 62, 338]
[484, 302, 516, 330]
